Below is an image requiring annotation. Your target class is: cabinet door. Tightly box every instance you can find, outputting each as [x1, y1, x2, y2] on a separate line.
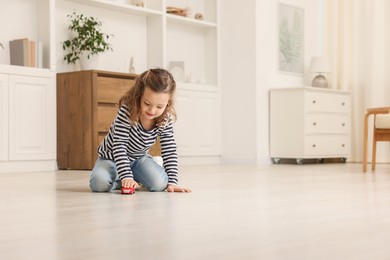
[0, 74, 8, 161]
[9, 75, 54, 160]
[175, 88, 221, 156]
[195, 91, 221, 155]
[175, 90, 194, 155]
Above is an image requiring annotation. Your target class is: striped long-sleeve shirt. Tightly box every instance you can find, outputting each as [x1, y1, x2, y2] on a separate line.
[97, 105, 179, 185]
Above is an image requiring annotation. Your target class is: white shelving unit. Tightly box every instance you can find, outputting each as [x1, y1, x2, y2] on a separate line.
[61, 0, 219, 87]
[0, 0, 57, 172]
[60, 0, 221, 163]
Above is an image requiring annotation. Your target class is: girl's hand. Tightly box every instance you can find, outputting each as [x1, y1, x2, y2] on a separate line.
[166, 184, 192, 193]
[122, 178, 139, 189]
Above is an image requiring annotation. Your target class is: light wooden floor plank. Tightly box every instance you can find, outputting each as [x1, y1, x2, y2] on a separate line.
[1, 163, 390, 259]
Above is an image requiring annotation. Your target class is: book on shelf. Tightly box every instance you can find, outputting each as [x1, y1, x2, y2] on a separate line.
[9, 38, 28, 66]
[30, 41, 36, 67]
[37, 41, 43, 68]
[9, 38, 43, 68]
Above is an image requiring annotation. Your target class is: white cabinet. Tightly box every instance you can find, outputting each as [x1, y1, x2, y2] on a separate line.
[0, 74, 8, 161]
[0, 67, 56, 172]
[9, 75, 55, 161]
[269, 87, 351, 164]
[175, 84, 221, 158]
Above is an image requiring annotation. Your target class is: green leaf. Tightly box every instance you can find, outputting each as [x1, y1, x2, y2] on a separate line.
[61, 11, 114, 64]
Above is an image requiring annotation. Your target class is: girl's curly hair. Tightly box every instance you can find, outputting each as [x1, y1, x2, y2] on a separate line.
[119, 68, 176, 126]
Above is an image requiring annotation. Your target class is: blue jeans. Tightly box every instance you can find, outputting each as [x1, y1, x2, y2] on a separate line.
[89, 154, 168, 192]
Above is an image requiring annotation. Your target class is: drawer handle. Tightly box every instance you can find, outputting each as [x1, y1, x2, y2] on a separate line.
[342, 123, 345, 127]
[312, 144, 316, 148]
[312, 100, 316, 104]
[341, 102, 345, 106]
[341, 144, 345, 147]
[313, 122, 317, 126]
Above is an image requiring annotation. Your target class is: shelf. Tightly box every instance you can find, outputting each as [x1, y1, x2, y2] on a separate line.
[0, 64, 52, 78]
[93, 0, 162, 16]
[66, 0, 163, 17]
[67, 0, 217, 27]
[166, 14, 217, 28]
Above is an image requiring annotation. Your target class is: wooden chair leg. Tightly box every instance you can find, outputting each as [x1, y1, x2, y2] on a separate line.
[372, 133, 377, 171]
[363, 113, 370, 172]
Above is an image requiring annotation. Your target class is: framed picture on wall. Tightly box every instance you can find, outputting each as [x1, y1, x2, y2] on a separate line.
[278, 3, 304, 75]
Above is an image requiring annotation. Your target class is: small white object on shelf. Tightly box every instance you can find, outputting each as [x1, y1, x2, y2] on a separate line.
[129, 56, 136, 73]
[198, 77, 206, 84]
[131, 0, 144, 7]
[186, 73, 196, 83]
[194, 13, 204, 20]
[169, 61, 185, 82]
[170, 67, 185, 82]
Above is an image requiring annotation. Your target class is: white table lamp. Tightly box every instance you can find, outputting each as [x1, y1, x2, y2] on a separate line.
[310, 57, 331, 88]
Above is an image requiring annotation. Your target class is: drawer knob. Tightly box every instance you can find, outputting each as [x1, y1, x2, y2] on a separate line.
[342, 123, 345, 127]
[312, 144, 316, 148]
[313, 122, 317, 126]
[341, 102, 345, 106]
[341, 144, 345, 147]
[312, 100, 316, 104]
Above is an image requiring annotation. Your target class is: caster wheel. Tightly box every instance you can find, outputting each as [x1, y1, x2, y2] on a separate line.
[272, 158, 281, 164]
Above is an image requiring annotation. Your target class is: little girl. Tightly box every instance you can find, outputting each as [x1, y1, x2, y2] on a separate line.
[89, 68, 191, 193]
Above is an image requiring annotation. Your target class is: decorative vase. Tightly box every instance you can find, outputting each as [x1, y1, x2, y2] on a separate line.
[79, 52, 99, 70]
[129, 56, 136, 73]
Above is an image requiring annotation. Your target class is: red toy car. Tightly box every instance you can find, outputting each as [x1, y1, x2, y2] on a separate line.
[121, 187, 135, 195]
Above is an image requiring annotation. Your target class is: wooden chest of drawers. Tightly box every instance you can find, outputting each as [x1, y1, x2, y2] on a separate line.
[57, 70, 160, 170]
[269, 87, 351, 164]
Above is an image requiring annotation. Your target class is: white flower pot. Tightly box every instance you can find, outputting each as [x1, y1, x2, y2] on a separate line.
[79, 52, 99, 70]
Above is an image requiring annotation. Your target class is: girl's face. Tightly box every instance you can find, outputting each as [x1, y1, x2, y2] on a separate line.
[140, 86, 170, 121]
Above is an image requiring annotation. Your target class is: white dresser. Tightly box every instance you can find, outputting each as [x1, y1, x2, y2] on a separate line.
[269, 87, 351, 164]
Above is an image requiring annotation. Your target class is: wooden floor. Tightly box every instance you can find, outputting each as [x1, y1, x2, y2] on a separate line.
[1, 162, 390, 260]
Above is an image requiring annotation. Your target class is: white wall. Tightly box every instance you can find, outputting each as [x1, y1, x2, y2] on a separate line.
[220, 1, 257, 164]
[221, 0, 323, 164]
[56, 0, 149, 73]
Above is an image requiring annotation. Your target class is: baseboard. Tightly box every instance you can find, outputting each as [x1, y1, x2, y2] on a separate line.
[179, 156, 221, 165]
[0, 160, 57, 173]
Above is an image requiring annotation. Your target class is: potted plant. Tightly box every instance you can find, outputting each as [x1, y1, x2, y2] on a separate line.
[62, 12, 113, 69]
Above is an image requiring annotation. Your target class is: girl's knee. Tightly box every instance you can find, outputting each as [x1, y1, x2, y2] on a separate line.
[90, 180, 112, 192]
[148, 177, 168, 192]
[89, 159, 117, 192]
[132, 155, 168, 191]
[89, 173, 114, 192]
